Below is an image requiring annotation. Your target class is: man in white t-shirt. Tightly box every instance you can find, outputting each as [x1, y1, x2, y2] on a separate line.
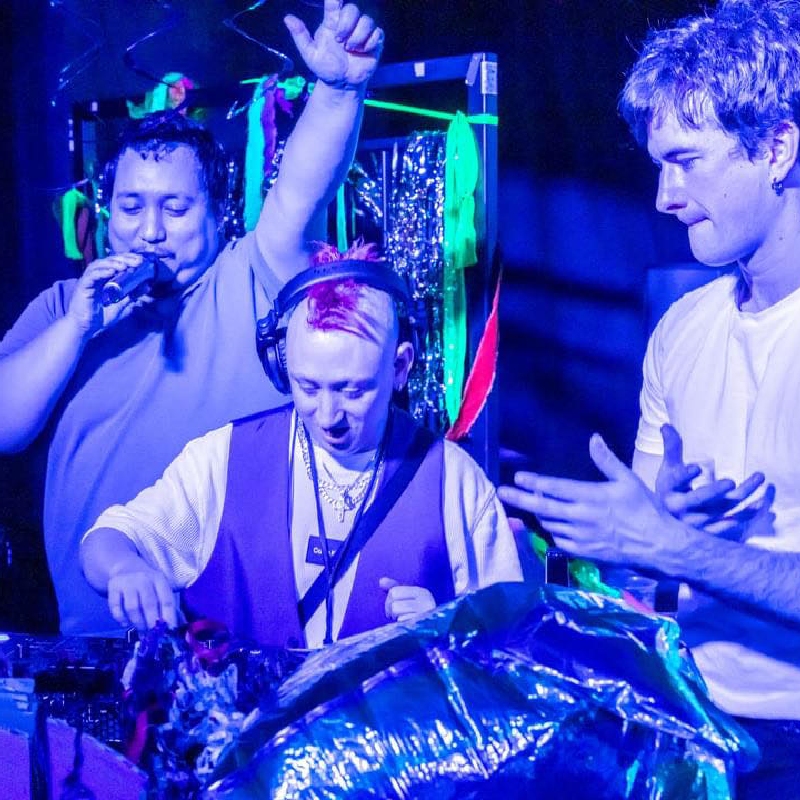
[499, 1, 800, 795]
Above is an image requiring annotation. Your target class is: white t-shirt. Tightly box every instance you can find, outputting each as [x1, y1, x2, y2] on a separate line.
[636, 273, 800, 718]
[85, 412, 523, 649]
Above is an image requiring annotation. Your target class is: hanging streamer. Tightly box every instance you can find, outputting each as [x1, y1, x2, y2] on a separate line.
[222, 0, 294, 80]
[49, 0, 104, 103]
[126, 72, 195, 119]
[445, 273, 500, 442]
[386, 133, 449, 433]
[277, 75, 306, 101]
[94, 199, 109, 263]
[243, 79, 268, 231]
[336, 183, 348, 252]
[442, 111, 479, 427]
[58, 188, 90, 261]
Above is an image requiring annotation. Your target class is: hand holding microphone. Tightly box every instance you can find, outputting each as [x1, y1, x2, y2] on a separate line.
[101, 252, 161, 306]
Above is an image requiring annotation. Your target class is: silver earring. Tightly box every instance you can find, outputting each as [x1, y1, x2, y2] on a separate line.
[772, 177, 785, 196]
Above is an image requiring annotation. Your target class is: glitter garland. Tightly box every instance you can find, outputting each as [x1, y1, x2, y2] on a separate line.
[384, 132, 449, 434]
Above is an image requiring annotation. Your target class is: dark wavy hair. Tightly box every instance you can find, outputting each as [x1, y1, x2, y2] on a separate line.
[102, 111, 229, 213]
[620, 0, 800, 157]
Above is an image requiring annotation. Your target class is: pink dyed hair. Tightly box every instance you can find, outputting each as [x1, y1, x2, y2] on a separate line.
[304, 239, 391, 342]
[309, 237, 381, 266]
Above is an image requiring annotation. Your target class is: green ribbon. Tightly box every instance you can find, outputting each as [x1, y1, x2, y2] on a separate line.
[277, 75, 306, 101]
[442, 111, 479, 426]
[59, 188, 89, 260]
[243, 78, 268, 232]
[336, 183, 348, 252]
[364, 98, 498, 126]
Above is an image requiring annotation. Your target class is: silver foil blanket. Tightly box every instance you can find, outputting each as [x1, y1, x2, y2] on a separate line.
[204, 583, 759, 799]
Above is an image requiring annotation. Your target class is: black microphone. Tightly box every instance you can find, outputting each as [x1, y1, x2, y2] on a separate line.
[101, 254, 160, 306]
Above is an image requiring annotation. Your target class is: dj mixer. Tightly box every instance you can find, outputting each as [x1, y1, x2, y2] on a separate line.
[0, 631, 134, 749]
[0, 628, 307, 751]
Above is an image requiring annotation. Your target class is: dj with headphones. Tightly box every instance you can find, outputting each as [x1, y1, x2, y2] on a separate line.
[80, 245, 523, 648]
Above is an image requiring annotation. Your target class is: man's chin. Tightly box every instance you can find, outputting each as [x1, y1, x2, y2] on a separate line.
[320, 436, 353, 454]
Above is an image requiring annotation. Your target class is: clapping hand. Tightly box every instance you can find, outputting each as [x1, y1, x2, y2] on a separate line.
[656, 424, 775, 541]
[497, 434, 679, 569]
[285, 0, 384, 89]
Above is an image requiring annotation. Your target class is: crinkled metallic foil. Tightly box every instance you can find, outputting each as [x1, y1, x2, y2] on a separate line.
[203, 583, 758, 799]
[348, 159, 384, 225]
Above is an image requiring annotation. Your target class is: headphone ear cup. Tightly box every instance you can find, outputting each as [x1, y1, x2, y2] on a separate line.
[273, 335, 289, 394]
[258, 323, 291, 394]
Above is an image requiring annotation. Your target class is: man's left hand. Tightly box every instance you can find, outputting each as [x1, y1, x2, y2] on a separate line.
[285, 0, 384, 89]
[379, 577, 436, 622]
[655, 423, 774, 540]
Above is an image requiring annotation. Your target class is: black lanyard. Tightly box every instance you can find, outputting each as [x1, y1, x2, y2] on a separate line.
[297, 416, 434, 641]
[301, 414, 389, 645]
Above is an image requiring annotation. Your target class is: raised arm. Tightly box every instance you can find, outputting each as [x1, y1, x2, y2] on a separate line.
[498, 435, 799, 626]
[255, 0, 384, 283]
[0, 252, 155, 452]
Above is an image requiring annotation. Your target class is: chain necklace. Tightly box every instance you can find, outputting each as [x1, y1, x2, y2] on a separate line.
[296, 423, 381, 523]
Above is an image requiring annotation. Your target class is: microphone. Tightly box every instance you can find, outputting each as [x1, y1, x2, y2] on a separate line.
[101, 254, 160, 306]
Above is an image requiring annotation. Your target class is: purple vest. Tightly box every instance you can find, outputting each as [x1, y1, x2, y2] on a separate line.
[183, 405, 451, 647]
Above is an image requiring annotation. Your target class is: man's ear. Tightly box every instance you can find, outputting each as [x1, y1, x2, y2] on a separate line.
[393, 341, 414, 391]
[769, 120, 800, 182]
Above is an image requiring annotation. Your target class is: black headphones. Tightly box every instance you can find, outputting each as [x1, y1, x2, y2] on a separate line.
[256, 260, 419, 394]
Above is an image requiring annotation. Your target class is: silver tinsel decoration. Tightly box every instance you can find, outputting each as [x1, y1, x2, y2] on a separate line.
[385, 132, 449, 434]
[221, 158, 245, 243]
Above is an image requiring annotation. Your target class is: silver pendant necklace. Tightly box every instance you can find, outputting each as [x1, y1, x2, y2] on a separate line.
[297, 423, 380, 522]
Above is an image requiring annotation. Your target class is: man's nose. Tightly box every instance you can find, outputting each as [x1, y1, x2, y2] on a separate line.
[316, 392, 343, 427]
[139, 206, 166, 243]
[655, 165, 686, 215]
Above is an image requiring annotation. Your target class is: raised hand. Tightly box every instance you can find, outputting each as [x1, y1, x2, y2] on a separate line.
[655, 423, 702, 496]
[285, 0, 384, 89]
[379, 577, 436, 622]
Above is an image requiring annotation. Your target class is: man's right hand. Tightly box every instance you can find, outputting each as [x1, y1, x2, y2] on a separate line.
[66, 252, 153, 339]
[106, 559, 178, 632]
[285, 0, 384, 91]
